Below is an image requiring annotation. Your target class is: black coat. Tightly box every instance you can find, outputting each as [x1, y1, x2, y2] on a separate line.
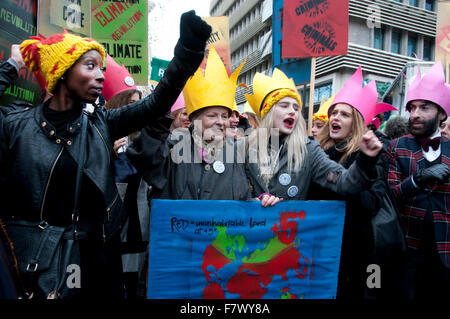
[0, 42, 203, 239]
[308, 140, 391, 299]
[127, 125, 254, 201]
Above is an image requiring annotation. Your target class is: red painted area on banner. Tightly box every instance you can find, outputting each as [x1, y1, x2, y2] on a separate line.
[282, 0, 348, 59]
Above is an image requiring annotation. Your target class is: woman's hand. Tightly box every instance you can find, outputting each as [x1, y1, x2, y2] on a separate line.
[256, 194, 283, 207]
[10, 44, 25, 69]
[113, 137, 127, 156]
[359, 130, 382, 157]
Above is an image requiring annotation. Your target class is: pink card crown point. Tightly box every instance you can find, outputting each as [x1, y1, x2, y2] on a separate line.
[406, 61, 450, 115]
[171, 92, 186, 113]
[329, 66, 396, 125]
[102, 54, 137, 101]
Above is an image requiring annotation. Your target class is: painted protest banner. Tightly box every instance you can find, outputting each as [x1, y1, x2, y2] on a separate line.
[436, 1, 450, 83]
[148, 200, 345, 299]
[91, 0, 148, 85]
[0, 0, 44, 106]
[282, 0, 349, 59]
[201, 16, 232, 76]
[37, 0, 91, 37]
[272, 0, 311, 85]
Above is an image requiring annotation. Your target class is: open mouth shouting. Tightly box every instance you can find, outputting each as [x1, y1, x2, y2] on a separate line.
[330, 122, 341, 134]
[283, 117, 295, 129]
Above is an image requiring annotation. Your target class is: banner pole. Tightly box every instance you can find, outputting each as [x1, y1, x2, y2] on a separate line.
[307, 57, 316, 136]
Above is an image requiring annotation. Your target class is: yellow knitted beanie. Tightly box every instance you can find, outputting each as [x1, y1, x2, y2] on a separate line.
[260, 88, 302, 119]
[20, 32, 105, 93]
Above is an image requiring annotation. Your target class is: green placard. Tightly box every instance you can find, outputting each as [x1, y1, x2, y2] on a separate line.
[0, 0, 44, 106]
[150, 57, 170, 83]
[91, 0, 148, 85]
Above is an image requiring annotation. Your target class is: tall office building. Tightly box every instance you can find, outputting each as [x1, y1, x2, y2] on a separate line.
[209, 0, 437, 117]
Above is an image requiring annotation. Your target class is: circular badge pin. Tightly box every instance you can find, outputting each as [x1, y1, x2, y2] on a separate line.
[287, 185, 299, 198]
[278, 173, 291, 186]
[213, 161, 225, 174]
[124, 76, 135, 87]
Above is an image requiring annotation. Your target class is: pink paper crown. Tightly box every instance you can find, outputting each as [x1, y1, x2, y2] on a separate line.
[171, 92, 186, 113]
[102, 54, 137, 101]
[406, 61, 450, 115]
[329, 66, 397, 126]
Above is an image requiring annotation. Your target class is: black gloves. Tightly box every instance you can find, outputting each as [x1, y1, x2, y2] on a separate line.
[413, 163, 450, 189]
[179, 10, 212, 52]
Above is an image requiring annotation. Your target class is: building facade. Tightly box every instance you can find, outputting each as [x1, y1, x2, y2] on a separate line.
[209, 0, 438, 119]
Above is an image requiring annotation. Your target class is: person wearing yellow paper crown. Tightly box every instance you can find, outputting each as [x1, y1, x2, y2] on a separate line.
[244, 68, 383, 202]
[225, 100, 252, 139]
[127, 46, 281, 207]
[311, 94, 335, 139]
[0, 11, 212, 299]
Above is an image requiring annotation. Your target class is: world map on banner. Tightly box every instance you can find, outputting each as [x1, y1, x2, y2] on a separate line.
[201, 217, 311, 299]
[148, 200, 346, 299]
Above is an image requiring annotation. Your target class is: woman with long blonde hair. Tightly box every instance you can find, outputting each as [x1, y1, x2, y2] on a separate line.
[244, 68, 383, 201]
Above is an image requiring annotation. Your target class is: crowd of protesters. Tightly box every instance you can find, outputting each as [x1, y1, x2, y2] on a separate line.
[0, 10, 449, 301]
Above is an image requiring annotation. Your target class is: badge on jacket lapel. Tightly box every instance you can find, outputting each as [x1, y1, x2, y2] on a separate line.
[278, 173, 291, 186]
[287, 185, 298, 197]
[213, 161, 225, 174]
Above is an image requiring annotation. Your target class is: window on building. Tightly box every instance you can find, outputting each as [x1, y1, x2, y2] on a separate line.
[374, 27, 385, 50]
[409, 0, 418, 6]
[425, 0, 434, 11]
[315, 83, 333, 104]
[391, 30, 402, 54]
[423, 38, 433, 61]
[408, 35, 417, 57]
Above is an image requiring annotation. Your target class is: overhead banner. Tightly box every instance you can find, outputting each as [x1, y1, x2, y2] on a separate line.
[0, 0, 43, 106]
[436, 1, 450, 83]
[272, 0, 311, 85]
[148, 200, 345, 299]
[282, 0, 349, 59]
[201, 16, 232, 76]
[37, 0, 91, 37]
[91, 0, 148, 85]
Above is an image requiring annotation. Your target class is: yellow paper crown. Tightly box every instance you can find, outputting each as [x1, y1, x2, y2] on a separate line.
[245, 68, 301, 119]
[231, 100, 239, 113]
[312, 94, 336, 122]
[183, 46, 245, 116]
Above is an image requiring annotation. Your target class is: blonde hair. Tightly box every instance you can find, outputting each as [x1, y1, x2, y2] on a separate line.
[248, 105, 308, 186]
[317, 106, 367, 164]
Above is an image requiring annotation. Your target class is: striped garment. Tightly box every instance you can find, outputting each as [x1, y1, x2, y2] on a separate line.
[387, 134, 450, 268]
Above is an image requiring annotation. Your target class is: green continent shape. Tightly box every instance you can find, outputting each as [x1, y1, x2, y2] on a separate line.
[212, 226, 246, 261]
[241, 236, 291, 263]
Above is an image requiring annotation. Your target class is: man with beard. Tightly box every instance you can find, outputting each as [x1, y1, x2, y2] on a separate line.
[386, 61, 450, 300]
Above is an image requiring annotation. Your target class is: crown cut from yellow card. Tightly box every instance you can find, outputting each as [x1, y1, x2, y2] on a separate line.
[245, 68, 300, 119]
[183, 46, 245, 116]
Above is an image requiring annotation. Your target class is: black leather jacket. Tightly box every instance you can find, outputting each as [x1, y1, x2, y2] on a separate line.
[0, 42, 204, 240]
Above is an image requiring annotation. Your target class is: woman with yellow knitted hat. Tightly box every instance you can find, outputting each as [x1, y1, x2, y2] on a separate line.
[244, 68, 383, 201]
[127, 46, 281, 207]
[0, 11, 212, 299]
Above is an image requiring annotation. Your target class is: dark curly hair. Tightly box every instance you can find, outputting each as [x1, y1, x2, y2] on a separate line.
[383, 116, 410, 140]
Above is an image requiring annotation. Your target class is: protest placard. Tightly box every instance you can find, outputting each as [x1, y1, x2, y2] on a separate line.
[201, 16, 232, 76]
[148, 199, 345, 299]
[91, 0, 148, 85]
[0, 0, 43, 106]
